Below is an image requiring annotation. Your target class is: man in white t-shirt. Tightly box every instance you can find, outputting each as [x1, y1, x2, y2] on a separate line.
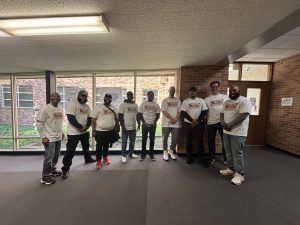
[36, 92, 64, 185]
[204, 81, 228, 164]
[181, 86, 208, 166]
[219, 85, 252, 185]
[161, 86, 181, 161]
[119, 91, 139, 163]
[91, 93, 118, 169]
[61, 90, 96, 179]
[138, 91, 161, 161]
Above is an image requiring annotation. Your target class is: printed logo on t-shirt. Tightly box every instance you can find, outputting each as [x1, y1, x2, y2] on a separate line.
[145, 105, 156, 111]
[103, 109, 114, 115]
[167, 102, 178, 107]
[79, 108, 90, 114]
[54, 112, 63, 118]
[210, 99, 224, 106]
[225, 103, 239, 111]
[188, 103, 200, 109]
[127, 107, 137, 113]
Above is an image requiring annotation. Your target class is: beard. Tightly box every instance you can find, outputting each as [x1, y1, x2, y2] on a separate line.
[229, 93, 240, 100]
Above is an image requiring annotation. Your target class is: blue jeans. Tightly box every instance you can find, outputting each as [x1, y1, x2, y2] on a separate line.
[162, 127, 180, 151]
[223, 133, 246, 175]
[207, 122, 227, 161]
[121, 129, 136, 157]
[42, 141, 61, 177]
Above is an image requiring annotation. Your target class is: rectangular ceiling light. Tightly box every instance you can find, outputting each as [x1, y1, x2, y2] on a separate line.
[0, 15, 109, 36]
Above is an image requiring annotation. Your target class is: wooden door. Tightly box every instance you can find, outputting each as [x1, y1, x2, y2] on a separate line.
[228, 81, 271, 145]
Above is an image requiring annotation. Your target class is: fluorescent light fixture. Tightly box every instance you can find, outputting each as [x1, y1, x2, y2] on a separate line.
[0, 15, 109, 36]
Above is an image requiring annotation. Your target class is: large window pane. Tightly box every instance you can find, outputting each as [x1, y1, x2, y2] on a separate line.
[136, 71, 176, 150]
[56, 74, 94, 150]
[0, 78, 13, 150]
[242, 64, 270, 81]
[95, 73, 135, 150]
[16, 77, 46, 150]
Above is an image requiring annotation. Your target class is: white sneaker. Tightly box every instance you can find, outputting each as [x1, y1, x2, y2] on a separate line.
[219, 168, 234, 176]
[231, 173, 245, 185]
[121, 156, 127, 163]
[168, 149, 177, 160]
[163, 150, 169, 161]
[130, 153, 138, 159]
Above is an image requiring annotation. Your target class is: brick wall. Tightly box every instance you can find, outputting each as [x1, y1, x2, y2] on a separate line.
[266, 54, 300, 156]
[177, 66, 228, 153]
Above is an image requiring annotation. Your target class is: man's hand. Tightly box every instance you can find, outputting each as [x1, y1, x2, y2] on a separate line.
[122, 128, 128, 135]
[92, 131, 96, 137]
[223, 123, 231, 131]
[170, 117, 177, 124]
[62, 133, 65, 140]
[81, 125, 88, 132]
[137, 124, 141, 131]
[191, 120, 199, 127]
[42, 137, 49, 146]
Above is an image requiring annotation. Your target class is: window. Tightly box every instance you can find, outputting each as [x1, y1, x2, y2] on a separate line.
[142, 89, 159, 102]
[96, 87, 127, 106]
[228, 64, 239, 80]
[242, 64, 270, 81]
[57, 86, 86, 109]
[2, 85, 33, 108]
[2, 85, 11, 107]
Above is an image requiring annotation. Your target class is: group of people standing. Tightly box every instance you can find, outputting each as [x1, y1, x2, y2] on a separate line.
[36, 81, 251, 186]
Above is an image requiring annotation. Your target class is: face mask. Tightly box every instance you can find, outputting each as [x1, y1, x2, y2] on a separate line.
[229, 93, 240, 100]
[104, 98, 112, 105]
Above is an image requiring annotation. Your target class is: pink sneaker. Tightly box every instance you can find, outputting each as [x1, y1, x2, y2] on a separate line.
[103, 156, 110, 165]
[96, 160, 102, 170]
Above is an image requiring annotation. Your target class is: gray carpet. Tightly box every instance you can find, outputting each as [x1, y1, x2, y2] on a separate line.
[0, 146, 299, 225]
[0, 170, 147, 225]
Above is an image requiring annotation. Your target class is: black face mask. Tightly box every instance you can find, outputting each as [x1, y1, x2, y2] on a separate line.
[229, 93, 240, 100]
[104, 98, 112, 105]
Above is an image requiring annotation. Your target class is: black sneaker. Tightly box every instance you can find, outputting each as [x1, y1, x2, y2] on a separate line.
[139, 155, 146, 161]
[149, 155, 156, 161]
[51, 170, 62, 177]
[186, 156, 193, 164]
[41, 176, 56, 185]
[62, 170, 69, 179]
[85, 157, 96, 164]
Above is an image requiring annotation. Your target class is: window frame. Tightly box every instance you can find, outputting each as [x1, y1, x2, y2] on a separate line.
[2, 84, 34, 109]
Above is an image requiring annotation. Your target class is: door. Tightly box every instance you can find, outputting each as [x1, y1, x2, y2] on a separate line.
[228, 81, 270, 145]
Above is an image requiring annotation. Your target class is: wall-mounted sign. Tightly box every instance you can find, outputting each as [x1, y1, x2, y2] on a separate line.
[281, 98, 293, 106]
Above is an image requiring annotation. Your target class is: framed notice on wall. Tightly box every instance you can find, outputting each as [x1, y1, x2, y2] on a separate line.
[281, 98, 293, 106]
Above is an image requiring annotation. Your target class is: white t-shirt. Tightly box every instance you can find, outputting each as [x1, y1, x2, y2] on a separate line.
[90, 104, 118, 131]
[221, 96, 252, 137]
[161, 97, 181, 128]
[139, 101, 161, 124]
[181, 97, 208, 123]
[36, 103, 63, 142]
[119, 102, 138, 130]
[66, 100, 91, 135]
[205, 94, 228, 125]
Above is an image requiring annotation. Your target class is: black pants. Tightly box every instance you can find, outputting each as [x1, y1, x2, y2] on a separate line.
[184, 122, 205, 160]
[207, 122, 227, 161]
[62, 132, 92, 171]
[141, 124, 156, 157]
[95, 130, 114, 160]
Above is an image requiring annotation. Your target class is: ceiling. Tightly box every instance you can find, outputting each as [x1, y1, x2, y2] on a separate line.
[0, 0, 300, 73]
